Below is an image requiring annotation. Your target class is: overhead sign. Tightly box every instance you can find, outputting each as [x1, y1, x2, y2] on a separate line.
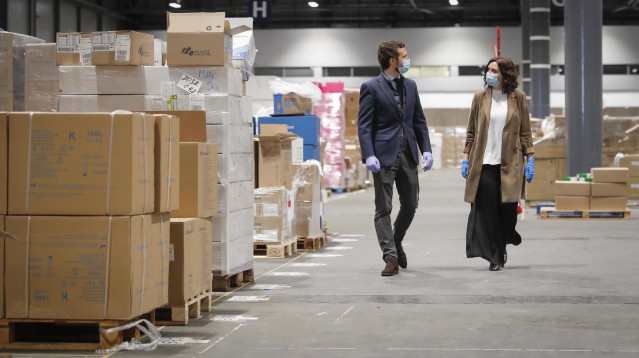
[249, 0, 270, 20]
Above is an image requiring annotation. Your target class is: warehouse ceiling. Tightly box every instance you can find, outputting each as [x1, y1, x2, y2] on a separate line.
[109, 0, 639, 29]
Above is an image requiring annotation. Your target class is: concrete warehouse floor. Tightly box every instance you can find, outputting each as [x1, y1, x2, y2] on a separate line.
[7, 168, 639, 358]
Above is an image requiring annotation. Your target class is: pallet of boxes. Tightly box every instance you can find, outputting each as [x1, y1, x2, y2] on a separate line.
[541, 167, 631, 219]
[0, 111, 176, 350]
[526, 115, 566, 205]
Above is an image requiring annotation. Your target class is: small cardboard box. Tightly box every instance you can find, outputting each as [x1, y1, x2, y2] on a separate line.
[628, 178, 639, 199]
[590, 196, 627, 211]
[257, 134, 297, 188]
[9, 112, 155, 216]
[5, 214, 169, 320]
[91, 31, 154, 66]
[254, 215, 287, 230]
[554, 181, 591, 196]
[555, 196, 590, 211]
[56, 32, 92, 66]
[169, 218, 213, 303]
[591, 167, 629, 183]
[294, 162, 323, 203]
[154, 115, 181, 213]
[0, 113, 6, 214]
[273, 93, 313, 116]
[145, 110, 207, 142]
[292, 201, 322, 238]
[591, 183, 627, 197]
[171, 143, 218, 218]
[619, 155, 639, 177]
[166, 12, 230, 66]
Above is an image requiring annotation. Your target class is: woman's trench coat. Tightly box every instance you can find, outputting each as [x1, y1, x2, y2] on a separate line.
[463, 87, 535, 203]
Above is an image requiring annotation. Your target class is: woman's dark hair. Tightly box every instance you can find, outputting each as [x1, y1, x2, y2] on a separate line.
[483, 56, 519, 94]
[378, 40, 405, 71]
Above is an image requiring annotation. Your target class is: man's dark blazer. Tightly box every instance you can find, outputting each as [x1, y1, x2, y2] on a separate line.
[357, 73, 432, 167]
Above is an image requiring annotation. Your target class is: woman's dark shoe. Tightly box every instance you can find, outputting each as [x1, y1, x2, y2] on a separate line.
[396, 244, 407, 269]
[489, 263, 501, 271]
[503, 253, 508, 267]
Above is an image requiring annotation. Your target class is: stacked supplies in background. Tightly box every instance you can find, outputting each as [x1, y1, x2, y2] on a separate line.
[0, 31, 45, 111]
[25, 43, 59, 111]
[314, 82, 346, 189]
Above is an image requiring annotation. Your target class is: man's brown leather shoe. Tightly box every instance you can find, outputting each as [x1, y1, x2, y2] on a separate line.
[381, 258, 399, 276]
[396, 244, 407, 269]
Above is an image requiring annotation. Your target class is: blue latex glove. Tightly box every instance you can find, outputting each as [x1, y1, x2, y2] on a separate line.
[422, 152, 433, 172]
[366, 156, 381, 173]
[461, 160, 469, 179]
[525, 157, 535, 183]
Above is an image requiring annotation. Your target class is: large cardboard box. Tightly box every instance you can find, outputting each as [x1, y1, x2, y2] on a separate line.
[555, 196, 590, 211]
[9, 112, 155, 216]
[91, 31, 154, 66]
[154, 115, 181, 213]
[5, 214, 169, 320]
[292, 163, 323, 238]
[620, 155, 639, 177]
[218, 180, 254, 214]
[257, 134, 296, 188]
[628, 178, 639, 199]
[25, 43, 59, 112]
[145, 110, 207, 142]
[217, 153, 254, 185]
[166, 12, 230, 66]
[292, 201, 322, 238]
[591, 167, 629, 183]
[554, 181, 591, 196]
[257, 115, 321, 145]
[0, 113, 6, 214]
[169, 218, 213, 303]
[56, 32, 92, 66]
[590, 196, 627, 211]
[0, 215, 4, 318]
[212, 237, 253, 276]
[59, 66, 147, 95]
[171, 143, 217, 218]
[206, 123, 255, 154]
[591, 183, 627, 197]
[0, 32, 45, 111]
[212, 208, 253, 243]
[273, 94, 313, 116]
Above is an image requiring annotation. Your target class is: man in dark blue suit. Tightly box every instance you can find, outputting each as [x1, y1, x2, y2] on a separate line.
[358, 40, 433, 276]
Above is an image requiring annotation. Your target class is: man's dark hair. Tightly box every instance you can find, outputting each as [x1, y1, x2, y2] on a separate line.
[378, 40, 406, 71]
[484, 56, 519, 94]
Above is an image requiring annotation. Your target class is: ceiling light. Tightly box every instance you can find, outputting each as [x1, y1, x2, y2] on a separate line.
[449, 0, 459, 5]
[308, 1, 319, 7]
[169, 0, 181, 8]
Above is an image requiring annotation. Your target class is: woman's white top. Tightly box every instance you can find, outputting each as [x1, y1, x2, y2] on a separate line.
[483, 90, 509, 165]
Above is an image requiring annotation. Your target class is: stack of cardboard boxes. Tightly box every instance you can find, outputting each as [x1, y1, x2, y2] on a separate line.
[315, 82, 346, 189]
[620, 155, 639, 199]
[25, 43, 59, 111]
[0, 32, 45, 111]
[554, 168, 629, 211]
[254, 187, 290, 243]
[291, 161, 325, 239]
[2, 111, 177, 320]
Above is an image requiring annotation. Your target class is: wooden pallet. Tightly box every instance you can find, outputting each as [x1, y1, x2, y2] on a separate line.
[154, 289, 213, 326]
[540, 206, 631, 219]
[212, 268, 255, 292]
[254, 237, 298, 258]
[297, 234, 327, 251]
[0, 311, 155, 351]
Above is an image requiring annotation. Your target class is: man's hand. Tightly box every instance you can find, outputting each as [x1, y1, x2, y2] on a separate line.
[366, 156, 381, 173]
[422, 152, 433, 172]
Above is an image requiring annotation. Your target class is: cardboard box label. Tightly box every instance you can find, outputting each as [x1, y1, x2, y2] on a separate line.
[57, 34, 80, 53]
[115, 34, 131, 61]
[92, 32, 116, 51]
[177, 73, 203, 94]
[80, 37, 92, 64]
[262, 203, 280, 217]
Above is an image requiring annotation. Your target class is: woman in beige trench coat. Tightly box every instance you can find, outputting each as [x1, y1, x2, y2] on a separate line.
[461, 57, 535, 271]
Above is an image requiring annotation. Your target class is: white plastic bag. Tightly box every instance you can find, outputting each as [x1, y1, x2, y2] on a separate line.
[268, 78, 322, 102]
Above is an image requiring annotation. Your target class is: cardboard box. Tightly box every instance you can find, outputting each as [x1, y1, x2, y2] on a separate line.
[25, 43, 59, 112]
[206, 123, 254, 154]
[303, 144, 321, 162]
[228, 17, 256, 81]
[591, 167, 629, 183]
[166, 12, 230, 66]
[9, 112, 155, 216]
[0, 113, 6, 214]
[292, 201, 322, 238]
[273, 93, 313, 115]
[0, 32, 45, 112]
[628, 178, 639, 199]
[257, 115, 321, 145]
[534, 145, 565, 159]
[59, 66, 147, 95]
[171, 143, 217, 218]
[145, 110, 207, 142]
[254, 228, 288, 243]
[218, 180, 254, 213]
[0, 215, 4, 318]
[555, 196, 590, 211]
[169, 218, 213, 303]
[554, 181, 591, 196]
[217, 153, 254, 185]
[294, 162, 323, 203]
[212, 208, 253, 243]
[56, 32, 92, 66]
[254, 215, 287, 230]
[620, 155, 639, 177]
[260, 124, 304, 165]
[257, 134, 296, 188]
[5, 214, 169, 320]
[154, 115, 181, 213]
[590, 196, 627, 211]
[591, 183, 627, 197]
[212, 237, 253, 276]
[91, 31, 154, 66]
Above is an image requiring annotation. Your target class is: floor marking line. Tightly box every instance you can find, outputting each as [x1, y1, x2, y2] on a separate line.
[334, 305, 355, 323]
[199, 323, 245, 353]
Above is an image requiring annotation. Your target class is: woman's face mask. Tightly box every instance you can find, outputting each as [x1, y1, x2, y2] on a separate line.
[486, 72, 500, 87]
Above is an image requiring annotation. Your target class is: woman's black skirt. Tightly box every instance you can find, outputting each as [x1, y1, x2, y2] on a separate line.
[466, 164, 520, 267]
